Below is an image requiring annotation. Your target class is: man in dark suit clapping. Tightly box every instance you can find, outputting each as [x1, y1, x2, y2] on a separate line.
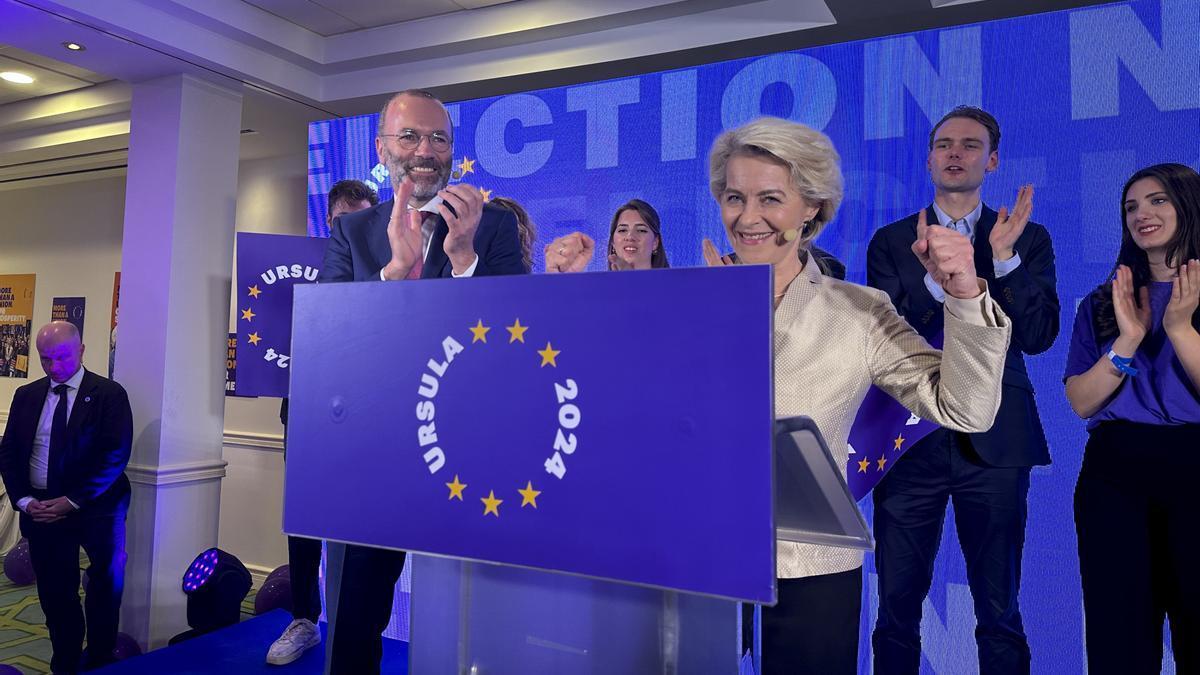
[315, 89, 526, 675]
[867, 106, 1059, 675]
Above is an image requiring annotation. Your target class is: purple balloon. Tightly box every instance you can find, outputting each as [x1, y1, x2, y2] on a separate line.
[266, 563, 290, 584]
[254, 576, 293, 615]
[113, 632, 142, 660]
[4, 540, 35, 586]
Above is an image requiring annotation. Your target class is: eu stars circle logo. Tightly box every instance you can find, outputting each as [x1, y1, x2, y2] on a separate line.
[414, 318, 581, 518]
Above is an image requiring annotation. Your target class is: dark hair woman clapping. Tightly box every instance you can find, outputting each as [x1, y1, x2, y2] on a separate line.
[1064, 162, 1200, 673]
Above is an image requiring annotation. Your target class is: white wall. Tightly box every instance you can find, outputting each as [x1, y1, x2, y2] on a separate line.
[0, 173, 127, 403]
[0, 148, 309, 576]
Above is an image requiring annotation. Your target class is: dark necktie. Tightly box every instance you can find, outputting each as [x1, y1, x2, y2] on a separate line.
[47, 384, 69, 494]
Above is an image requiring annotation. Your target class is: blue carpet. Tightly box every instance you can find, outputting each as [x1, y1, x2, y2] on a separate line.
[93, 610, 407, 674]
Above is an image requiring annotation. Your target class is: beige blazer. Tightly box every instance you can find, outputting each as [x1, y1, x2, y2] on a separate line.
[774, 261, 1011, 579]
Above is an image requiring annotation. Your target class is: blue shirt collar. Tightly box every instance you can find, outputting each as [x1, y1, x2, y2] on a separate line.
[930, 200, 983, 242]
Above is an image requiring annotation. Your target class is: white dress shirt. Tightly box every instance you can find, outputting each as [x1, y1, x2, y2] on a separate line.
[17, 366, 85, 512]
[922, 201, 1022, 303]
[379, 195, 479, 280]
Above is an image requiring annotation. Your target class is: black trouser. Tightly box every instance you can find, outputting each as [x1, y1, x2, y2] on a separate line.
[20, 490, 128, 674]
[328, 545, 406, 675]
[287, 535, 323, 623]
[282, 417, 323, 625]
[1075, 422, 1199, 674]
[742, 567, 862, 674]
[872, 430, 1031, 675]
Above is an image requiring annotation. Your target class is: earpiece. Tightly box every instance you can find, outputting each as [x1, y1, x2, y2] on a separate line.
[776, 228, 800, 245]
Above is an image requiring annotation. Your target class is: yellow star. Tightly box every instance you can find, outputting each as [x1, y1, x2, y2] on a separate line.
[241, 307, 256, 322]
[857, 458, 870, 473]
[538, 342, 560, 367]
[518, 481, 541, 508]
[481, 490, 503, 517]
[893, 434, 905, 451]
[479, 187, 492, 202]
[247, 332, 261, 346]
[468, 319, 490, 343]
[876, 456, 888, 471]
[247, 285, 261, 298]
[506, 318, 529, 343]
[446, 475, 467, 501]
[460, 157, 476, 175]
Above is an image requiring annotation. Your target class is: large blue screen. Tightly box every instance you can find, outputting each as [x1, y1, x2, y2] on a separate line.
[307, 1, 1199, 671]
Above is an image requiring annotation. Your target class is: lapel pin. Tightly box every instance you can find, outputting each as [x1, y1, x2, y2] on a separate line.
[84, 396, 91, 403]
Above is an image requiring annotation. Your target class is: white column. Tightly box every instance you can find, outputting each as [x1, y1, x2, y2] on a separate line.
[114, 74, 243, 649]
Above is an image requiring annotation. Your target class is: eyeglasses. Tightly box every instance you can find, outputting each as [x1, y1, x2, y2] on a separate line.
[379, 130, 451, 151]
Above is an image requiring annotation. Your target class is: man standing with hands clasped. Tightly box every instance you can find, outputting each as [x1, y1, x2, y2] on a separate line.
[0, 321, 133, 674]
[314, 89, 526, 675]
[867, 106, 1060, 675]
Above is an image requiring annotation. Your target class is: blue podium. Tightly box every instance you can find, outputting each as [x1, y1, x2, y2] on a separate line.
[284, 267, 869, 673]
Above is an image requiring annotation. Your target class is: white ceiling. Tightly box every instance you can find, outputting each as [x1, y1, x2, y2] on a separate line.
[0, 0, 1109, 187]
[0, 43, 321, 189]
[242, 0, 516, 36]
[0, 44, 107, 106]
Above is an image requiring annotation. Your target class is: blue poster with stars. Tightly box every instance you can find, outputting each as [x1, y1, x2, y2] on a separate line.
[284, 266, 778, 603]
[235, 232, 327, 398]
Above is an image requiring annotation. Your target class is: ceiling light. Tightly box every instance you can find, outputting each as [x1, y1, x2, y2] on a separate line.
[0, 72, 35, 84]
[62, 42, 86, 51]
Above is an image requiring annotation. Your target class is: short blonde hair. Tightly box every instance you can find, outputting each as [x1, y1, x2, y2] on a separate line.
[708, 117, 843, 246]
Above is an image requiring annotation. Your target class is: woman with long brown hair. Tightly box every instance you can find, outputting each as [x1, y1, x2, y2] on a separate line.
[1064, 162, 1200, 673]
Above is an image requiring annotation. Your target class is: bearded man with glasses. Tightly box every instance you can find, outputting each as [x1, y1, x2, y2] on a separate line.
[303, 89, 526, 675]
[320, 89, 527, 283]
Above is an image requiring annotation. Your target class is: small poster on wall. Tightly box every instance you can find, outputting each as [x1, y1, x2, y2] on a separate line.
[0, 274, 36, 379]
[109, 272, 120, 379]
[51, 296, 87, 338]
[225, 333, 238, 396]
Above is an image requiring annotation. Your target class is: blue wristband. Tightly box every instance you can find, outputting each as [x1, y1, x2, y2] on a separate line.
[1107, 350, 1139, 377]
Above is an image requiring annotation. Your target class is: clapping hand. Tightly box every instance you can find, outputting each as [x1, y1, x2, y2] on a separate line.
[1112, 264, 1151, 355]
[438, 184, 485, 275]
[988, 184, 1034, 261]
[701, 238, 735, 267]
[911, 210, 981, 299]
[1165, 259, 1200, 339]
[608, 253, 636, 271]
[381, 178, 424, 280]
[544, 232, 595, 273]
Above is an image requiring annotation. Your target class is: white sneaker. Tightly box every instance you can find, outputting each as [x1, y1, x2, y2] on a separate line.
[266, 618, 321, 665]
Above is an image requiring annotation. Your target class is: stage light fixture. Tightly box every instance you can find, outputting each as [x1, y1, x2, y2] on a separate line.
[62, 41, 86, 51]
[180, 548, 251, 636]
[0, 72, 35, 84]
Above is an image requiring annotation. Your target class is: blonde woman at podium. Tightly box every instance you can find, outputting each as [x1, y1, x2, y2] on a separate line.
[702, 116, 1013, 674]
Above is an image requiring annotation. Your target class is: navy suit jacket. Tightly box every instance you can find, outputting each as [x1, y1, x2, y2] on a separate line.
[318, 199, 528, 282]
[0, 370, 133, 513]
[866, 205, 1058, 467]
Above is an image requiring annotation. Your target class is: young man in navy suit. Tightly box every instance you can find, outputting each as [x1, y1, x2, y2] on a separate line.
[867, 106, 1059, 675]
[313, 89, 526, 675]
[0, 321, 133, 674]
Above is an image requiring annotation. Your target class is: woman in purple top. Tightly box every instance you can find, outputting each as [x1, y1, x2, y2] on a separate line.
[1064, 162, 1200, 673]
